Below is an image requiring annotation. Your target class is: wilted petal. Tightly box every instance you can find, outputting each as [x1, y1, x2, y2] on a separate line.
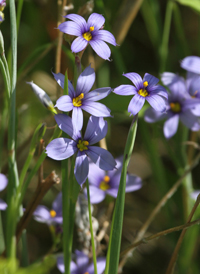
[71, 36, 88, 53]
[58, 21, 82, 36]
[33, 205, 50, 223]
[181, 56, 200, 74]
[84, 116, 107, 145]
[89, 39, 111, 60]
[74, 152, 89, 186]
[82, 101, 111, 118]
[144, 107, 167, 123]
[0, 173, 7, 191]
[76, 65, 95, 95]
[55, 95, 73, 112]
[55, 114, 81, 140]
[46, 138, 77, 160]
[84, 87, 111, 101]
[113, 84, 137, 96]
[143, 73, 159, 87]
[0, 199, 7, 210]
[87, 146, 116, 170]
[95, 30, 117, 45]
[146, 94, 167, 112]
[65, 14, 87, 31]
[87, 13, 105, 30]
[72, 107, 83, 132]
[128, 93, 145, 115]
[123, 73, 143, 90]
[163, 115, 179, 139]
[52, 72, 75, 97]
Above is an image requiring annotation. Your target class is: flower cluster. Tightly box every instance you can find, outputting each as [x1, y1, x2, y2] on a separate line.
[144, 57, 200, 138]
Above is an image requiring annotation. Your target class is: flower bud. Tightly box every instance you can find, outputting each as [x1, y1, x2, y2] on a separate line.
[27, 81, 57, 115]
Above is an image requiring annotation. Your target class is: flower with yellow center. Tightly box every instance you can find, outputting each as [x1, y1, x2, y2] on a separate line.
[99, 175, 111, 191]
[82, 26, 94, 41]
[170, 102, 181, 113]
[138, 81, 149, 97]
[77, 140, 89, 152]
[73, 93, 84, 107]
[50, 209, 57, 218]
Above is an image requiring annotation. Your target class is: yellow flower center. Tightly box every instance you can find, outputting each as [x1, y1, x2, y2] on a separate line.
[50, 210, 56, 218]
[84, 272, 89, 274]
[82, 26, 94, 41]
[99, 175, 110, 191]
[77, 140, 89, 152]
[170, 102, 181, 113]
[138, 81, 149, 97]
[73, 93, 84, 107]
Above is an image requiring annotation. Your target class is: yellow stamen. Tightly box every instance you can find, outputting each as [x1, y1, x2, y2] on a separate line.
[103, 175, 110, 183]
[89, 26, 94, 32]
[50, 210, 56, 218]
[77, 140, 89, 151]
[138, 88, 149, 97]
[84, 272, 89, 274]
[83, 32, 92, 41]
[170, 102, 181, 113]
[191, 90, 198, 98]
[99, 175, 110, 191]
[73, 93, 84, 107]
[143, 81, 148, 87]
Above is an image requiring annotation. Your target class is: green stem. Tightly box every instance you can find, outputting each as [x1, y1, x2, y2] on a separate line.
[86, 180, 98, 274]
[62, 158, 70, 274]
[105, 115, 138, 274]
[6, 0, 19, 261]
[16, 0, 24, 35]
[159, 0, 174, 72]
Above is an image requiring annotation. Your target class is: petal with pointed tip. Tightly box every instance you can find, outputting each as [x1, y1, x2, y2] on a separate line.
[82, 101, 111, 118]
[76, 65, 95, 95]
[123, 73, 142, 90]
[87, 13, 105, 30]
[84, 87, 111, 101]
[84, 116, 107, 145]
[58, 21, 82, 36]
[89, 39, 111, 60]
[146, 94, 167, 112]
[71, 36, 88, 53]
[55, 95, 73, 112]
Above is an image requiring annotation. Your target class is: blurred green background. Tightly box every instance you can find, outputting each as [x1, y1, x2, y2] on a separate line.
[1, 0, 200, 273]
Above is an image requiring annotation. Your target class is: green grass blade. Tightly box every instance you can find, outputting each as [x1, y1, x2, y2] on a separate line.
[105, 115, 138, 274]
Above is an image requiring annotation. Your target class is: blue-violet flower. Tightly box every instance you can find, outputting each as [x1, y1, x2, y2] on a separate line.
[33, 192, 62, 225]
[113, 72, 168, 116]
[46, 114, 116, 186]
[181, 56, 200, 75]
[53, 65, 111, 130]
[58, 13, 117, 60]
[144, 74, 200, 138]
[85, 157, 142, 204]
[57, 250, 106, 274]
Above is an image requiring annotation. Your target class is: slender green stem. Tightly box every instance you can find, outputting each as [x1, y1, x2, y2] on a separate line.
[16, 0, 24, 35]
[86, 179, 98, 274]
[0, 57, 10, 99]
[6, 0, 19, 261]
[159, 0, 174, 72]
[62, 158, 70, 274]
[105, 115, 138, 274]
